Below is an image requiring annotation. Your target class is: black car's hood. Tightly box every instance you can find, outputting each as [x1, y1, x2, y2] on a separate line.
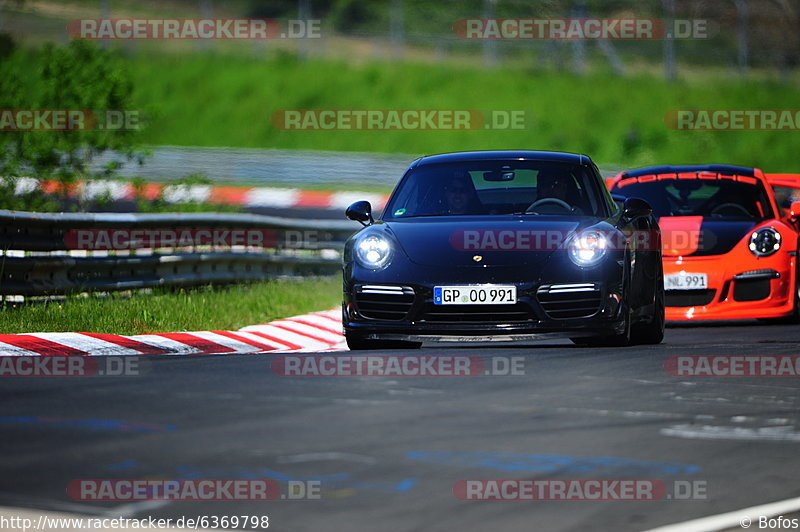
[384, 216, 595, 267]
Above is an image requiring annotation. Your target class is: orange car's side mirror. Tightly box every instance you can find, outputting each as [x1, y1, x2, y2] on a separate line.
[790, 201, 800, 221]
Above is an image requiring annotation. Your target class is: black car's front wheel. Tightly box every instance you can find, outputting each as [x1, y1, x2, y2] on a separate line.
[570, 312, 631, 347]
[631, 270, 666, 345]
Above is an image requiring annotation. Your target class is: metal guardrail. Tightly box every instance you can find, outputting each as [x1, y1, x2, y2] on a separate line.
[89, 147, 624, 186]
[91, 146, 416, 187]
[0, 210, 359, 297]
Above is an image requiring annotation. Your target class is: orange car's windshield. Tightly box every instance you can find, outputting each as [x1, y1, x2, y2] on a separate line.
[613, 177, 774, 219]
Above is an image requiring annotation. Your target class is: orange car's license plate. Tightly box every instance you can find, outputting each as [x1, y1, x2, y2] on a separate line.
[664, 273, 708, 290]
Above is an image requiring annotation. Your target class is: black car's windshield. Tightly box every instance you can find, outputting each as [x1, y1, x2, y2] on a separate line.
[612, 176, 774, 219]
[383, 160, 607, 219]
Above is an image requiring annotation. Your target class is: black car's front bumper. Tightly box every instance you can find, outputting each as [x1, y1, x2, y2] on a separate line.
[343, 280, 628, 342]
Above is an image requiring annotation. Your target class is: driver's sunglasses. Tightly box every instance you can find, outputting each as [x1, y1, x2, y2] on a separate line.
[446, 186, 468, 194]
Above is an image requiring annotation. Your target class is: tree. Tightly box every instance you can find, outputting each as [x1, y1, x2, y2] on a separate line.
[0, 38, 144, 210]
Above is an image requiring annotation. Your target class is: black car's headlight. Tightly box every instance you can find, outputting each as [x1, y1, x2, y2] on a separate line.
[568, 230, 609, 267]
[749, 227, 781, 257]
[354, 231, 394, 270]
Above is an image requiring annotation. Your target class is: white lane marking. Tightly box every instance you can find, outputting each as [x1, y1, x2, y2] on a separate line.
[81, 180, 129, 201]
[161, 184, 212, 203]
[127, 334, 201, 355]
[28, 333, 141, 356]
[642, 495, 800, 532]
[276, 452, 378, 465]
[107, 499, 171, 517]
[661, 424, 800, 441]
[273, 320, 343, 342]
[188, 331, 264, 353]
[288, 314, 343, 334]
[238, 324, 329, 348]
[14, 177, 39, 194]
[0, 341, 43, 356]
[231, 330, 291, 350]
[329, 191, 387, 210]
[245, 187, 299, 207]
[313, 308, 341, 321]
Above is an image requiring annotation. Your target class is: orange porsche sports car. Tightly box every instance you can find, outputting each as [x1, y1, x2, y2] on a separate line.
[608, 165, 800, 322]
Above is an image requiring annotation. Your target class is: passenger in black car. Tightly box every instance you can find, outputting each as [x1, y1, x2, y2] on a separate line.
[443, 171, 482, 215]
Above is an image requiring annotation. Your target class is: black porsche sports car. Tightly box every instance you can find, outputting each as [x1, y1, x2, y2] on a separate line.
[342, 150, 664, 349]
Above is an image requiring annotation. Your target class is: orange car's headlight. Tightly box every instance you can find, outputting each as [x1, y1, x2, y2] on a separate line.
[748, 228, 781, 257]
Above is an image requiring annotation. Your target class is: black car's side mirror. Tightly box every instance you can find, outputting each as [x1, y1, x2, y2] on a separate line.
[346, 201, 374, 227]
[621, 197, 653, 221]
[610, 193, 626, 209]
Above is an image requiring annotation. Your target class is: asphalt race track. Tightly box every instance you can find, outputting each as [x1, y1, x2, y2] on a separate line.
[2, 321, 800, 532]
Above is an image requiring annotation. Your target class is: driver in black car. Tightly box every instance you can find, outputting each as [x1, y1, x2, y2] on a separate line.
[537, 172, 570, 200]
[533, 172, 582, 214]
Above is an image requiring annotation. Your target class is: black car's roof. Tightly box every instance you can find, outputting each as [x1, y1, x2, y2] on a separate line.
[622, 164, 756, 178]
[412, 150, 590, 168]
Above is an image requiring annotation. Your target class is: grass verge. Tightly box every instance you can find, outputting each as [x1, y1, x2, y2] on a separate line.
[0, 277, 341, 335]
[125, 52, 800, 172]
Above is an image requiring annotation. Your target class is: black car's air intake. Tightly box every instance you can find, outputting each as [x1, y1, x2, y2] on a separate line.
[354, 285, 416, 321]
[536, 283, 603, 319]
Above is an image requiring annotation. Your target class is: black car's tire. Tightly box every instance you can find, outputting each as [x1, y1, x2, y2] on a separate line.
[572, 253, 634, 348]
[345, 335, 422, 350]
[570, 308, 632, 347]
[631, 278, 665, 345]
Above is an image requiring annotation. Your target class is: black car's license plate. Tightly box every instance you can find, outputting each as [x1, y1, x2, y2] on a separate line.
[434, 285, 517, 305]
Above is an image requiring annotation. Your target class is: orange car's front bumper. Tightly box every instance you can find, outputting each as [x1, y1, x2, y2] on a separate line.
[664, 254, 797, 321]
